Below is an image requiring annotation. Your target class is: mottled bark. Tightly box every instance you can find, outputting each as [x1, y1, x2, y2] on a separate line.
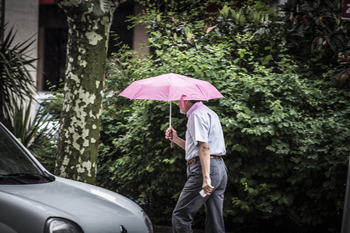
[55, 0, 124, 184]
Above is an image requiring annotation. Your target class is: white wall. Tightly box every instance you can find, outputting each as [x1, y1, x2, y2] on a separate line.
[133, 3, 149, 57]
[4, 0, 39, 119]
[5, 0, 39, 87]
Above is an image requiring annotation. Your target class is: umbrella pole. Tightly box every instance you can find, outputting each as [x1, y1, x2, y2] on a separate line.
[169, 101, 172, 127]
[169, 101, 173, 148]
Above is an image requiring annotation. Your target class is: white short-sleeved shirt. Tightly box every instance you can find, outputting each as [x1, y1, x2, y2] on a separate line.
[185, 102, 226, 161]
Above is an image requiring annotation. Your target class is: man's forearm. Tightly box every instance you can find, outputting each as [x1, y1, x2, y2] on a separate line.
[174, 137, 186, 150]
[198, 141, 212, 192]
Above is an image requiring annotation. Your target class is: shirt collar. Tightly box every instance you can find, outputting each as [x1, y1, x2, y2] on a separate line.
[186, 101, 203, 118]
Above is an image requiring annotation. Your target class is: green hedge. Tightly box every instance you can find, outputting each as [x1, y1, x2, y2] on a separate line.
[97, 1, 350, 232]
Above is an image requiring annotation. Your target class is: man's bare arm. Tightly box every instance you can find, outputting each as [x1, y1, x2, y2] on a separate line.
[198, 141, 213, 194]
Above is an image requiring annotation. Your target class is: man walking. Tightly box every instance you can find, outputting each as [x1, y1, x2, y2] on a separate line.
[165, 99, 227, 233]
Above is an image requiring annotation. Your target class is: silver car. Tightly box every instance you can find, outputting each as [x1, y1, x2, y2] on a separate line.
[0, 122, 153, 233]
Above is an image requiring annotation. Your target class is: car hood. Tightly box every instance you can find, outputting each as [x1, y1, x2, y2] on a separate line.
[0, 177, 148, 233]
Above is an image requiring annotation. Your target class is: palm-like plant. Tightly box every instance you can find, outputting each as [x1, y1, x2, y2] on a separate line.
[0, 19, 36, 128]
[0, 19, 57, 153]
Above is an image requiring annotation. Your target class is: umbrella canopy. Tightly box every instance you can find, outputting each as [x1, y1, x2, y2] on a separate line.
[118, 73, 224, 101]
[118, 73, 224, 148]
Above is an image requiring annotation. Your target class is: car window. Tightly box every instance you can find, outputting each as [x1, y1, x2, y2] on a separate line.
[0, 126, 53, 184]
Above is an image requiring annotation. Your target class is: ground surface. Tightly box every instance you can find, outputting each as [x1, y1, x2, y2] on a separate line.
[153, 225, 205, 233]
[153, 225, 234, 233]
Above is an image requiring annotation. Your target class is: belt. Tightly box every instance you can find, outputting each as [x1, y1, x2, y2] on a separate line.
[186, 155, 221, 166]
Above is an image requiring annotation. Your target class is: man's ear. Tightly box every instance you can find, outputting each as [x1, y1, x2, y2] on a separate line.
[184, 100, 191, 107]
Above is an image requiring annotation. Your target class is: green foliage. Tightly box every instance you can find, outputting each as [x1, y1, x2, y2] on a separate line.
[28, 82, 63, 173]
[220, 61, 350, 232]
[9, 100, 56, 147]
[7, 98, 59, 173]
[280, 0, 350, 83]
[29, 129, 57, 173]
[98, 1, 350, 232]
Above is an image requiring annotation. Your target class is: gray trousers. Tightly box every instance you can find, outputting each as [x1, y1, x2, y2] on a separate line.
[172, 157, 227, 233]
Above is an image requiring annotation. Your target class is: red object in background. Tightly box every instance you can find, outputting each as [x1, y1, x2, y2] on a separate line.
[342, 0, 350, 20]
[40, 0, 55, 4]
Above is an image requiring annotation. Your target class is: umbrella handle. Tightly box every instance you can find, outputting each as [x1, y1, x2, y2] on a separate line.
[169, 132, 173, 148]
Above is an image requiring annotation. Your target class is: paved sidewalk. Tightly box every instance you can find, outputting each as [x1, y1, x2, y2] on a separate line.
[153, 225, 205, 233]
[153, 225, 233, 233]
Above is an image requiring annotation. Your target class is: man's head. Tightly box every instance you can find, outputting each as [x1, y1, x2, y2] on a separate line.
[177, 100, 200, 114]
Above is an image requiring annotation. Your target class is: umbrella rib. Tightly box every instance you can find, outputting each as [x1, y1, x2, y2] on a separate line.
[131, 86, 144, 100]
[195, 83, 209, 101]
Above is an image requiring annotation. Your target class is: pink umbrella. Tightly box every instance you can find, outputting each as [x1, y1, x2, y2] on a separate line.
[118, 73, 223, 101]
[118, 73, 224, 147]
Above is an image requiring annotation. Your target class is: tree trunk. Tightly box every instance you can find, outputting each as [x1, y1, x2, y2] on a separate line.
[55, 0, 124, 184]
